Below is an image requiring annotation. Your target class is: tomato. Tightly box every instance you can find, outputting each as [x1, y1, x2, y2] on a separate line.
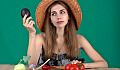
[76, 63, 85, 70]
[69, 64, 80, 70]
[65, 63, 72, 70]
[65, 63, 85, 70]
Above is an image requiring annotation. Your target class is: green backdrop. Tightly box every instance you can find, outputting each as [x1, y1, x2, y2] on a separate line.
[0, 0, 120, 68]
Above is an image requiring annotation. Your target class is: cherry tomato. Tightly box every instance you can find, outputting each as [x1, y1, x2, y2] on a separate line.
[65, 63, 72, 70]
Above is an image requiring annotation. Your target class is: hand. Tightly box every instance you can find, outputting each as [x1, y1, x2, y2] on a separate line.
[82, 63, 87, 68]
[71, 60, 81, 64]
[23, 14, 36, 33]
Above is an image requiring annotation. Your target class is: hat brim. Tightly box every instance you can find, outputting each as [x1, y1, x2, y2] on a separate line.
[36, 0, 82, 32]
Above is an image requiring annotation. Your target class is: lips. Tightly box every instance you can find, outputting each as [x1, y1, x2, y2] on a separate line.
[57, 21, 64, 24]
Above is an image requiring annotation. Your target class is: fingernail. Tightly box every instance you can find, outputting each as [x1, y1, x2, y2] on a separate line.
[26, 13, 28, 15]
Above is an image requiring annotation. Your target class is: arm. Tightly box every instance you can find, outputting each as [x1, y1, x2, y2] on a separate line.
[78, 35, 108, 68]
[22, 14, 43, 65]
[27, 32, 37, 65]
[27, 33, 43, 65]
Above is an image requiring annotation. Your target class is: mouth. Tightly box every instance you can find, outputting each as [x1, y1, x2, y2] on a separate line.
[57, 21, 64, 24]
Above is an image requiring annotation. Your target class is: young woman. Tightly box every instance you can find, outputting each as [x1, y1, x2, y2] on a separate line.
[23, 0, 108, 68]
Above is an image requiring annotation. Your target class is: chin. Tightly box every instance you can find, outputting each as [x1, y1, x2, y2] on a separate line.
[56, 25, 66, 28]
[57, 24, 67, 28]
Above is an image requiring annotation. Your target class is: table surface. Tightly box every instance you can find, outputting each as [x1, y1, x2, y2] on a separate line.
[0, 64, 119, 70]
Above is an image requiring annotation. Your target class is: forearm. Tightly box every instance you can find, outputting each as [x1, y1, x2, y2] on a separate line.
[27, 32, 37, 65]
[83, 60, 108, 69]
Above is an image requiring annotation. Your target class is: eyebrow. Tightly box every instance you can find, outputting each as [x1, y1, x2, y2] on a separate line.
[51, 9, 65, 13]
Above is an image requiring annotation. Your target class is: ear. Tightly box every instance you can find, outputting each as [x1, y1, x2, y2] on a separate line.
[68, 19, 71, 23]
[68, 17, 70, 20]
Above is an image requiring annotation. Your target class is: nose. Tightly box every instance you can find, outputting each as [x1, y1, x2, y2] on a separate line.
[57, 14, 61, 20]
[58, 17, 61, 20]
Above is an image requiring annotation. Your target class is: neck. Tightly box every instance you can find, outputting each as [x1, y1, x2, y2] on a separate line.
[56, 27, 65, 53]
[56, 27, 64, 39]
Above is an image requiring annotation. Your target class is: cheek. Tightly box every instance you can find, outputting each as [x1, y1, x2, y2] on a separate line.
[51, 17, 55, 23]
[50, 16, 57, 26]
[64, 15, 69, 22]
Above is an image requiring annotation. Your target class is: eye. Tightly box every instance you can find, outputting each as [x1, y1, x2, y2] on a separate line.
[61, 11, 65, 14]
[52, 13, 56, 16]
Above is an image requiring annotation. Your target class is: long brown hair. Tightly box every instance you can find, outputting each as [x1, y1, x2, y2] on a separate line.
[43, 1, 80, 60]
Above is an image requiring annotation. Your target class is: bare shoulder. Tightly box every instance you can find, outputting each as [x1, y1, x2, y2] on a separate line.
[77, 34, 88, 49]
[77, 34, 84, 38]
[36, 33, 45, 40]
[77, 34, 86, 41]
[36, 33, 45, 46]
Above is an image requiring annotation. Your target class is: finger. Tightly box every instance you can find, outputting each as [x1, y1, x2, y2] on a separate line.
[72, 60, 79, 64]
[73, 62, 76, 64]
[23, 14, 28, 24]
[26, 17, 32, 25]
[79, 61, 82, 63]
[73, 61, 77, 64]
[32, 20, 35, 25]
[24, 21, 28, 27]
[28, 20, 35, 27]
[29, 21, 34, 26]
[27, 21, 33, 27]
[71, 60, 75, 64]
[71, 61, 73, 64]
[75, 60, 79, 64]
[30, 20, 35, 25]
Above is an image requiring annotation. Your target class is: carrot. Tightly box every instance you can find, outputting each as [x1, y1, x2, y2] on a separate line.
[56, 67, 65, 70]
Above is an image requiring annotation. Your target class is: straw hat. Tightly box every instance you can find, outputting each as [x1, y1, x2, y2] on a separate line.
[36, 0, 82, 32]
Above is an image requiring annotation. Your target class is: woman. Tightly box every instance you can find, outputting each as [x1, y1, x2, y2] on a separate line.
[23, 0, 108, 68]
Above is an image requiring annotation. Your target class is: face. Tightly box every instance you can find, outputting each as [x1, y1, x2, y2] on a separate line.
[50, 4, 69, 28]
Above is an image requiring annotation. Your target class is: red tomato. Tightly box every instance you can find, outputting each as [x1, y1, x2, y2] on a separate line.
[76, 63, 85, 70]
[65, 63, 72, 70]
[69, 64, 80, 70]
[65, 63, 85, 70]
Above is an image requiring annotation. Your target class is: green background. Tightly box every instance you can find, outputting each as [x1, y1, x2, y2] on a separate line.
[0, 0, 120, 68]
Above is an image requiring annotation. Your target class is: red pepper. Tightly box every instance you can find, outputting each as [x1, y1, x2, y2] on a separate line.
[42, 65, 58, 70]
